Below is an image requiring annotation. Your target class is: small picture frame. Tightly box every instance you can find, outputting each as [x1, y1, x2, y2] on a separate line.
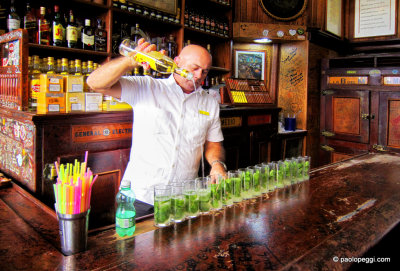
[234, 50, 266, 81]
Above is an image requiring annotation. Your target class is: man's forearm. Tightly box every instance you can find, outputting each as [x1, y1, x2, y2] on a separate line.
[205, 141, 227, 176]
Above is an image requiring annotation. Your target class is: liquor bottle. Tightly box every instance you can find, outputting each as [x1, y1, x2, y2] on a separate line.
[94, 18, 107, 52]
[82, 61, 87, 75]
[112, 0, 120, 8]
[60, 58, 69, 75]
[56, 58, 61, 73]
[133, 67, 140, 76]
[85, 60, 94, 91]
[119, 0, 127, 11]
[115, 180, 136, 237]
[29, 55, 41, 111]
[166, 34, 177, 59]
[82, 19, 94, 50]
[66, 10, 78, 48]
[184, 9, 189, 27]
[69, 60, 74, 74]
[46, 57, 55, 74]
[119, 39, 193, 79]
[37, 7, 51, 45]
[130, 23, 144, 45]
[7, 0, 20, 33]
[23, 2, 37, 43]
[40, 57, 47, 73]
[199, 13, 205, 32]
[174, 8, 180, 24]
[52, 5, 65, 46]
[74, 59, 82, 75]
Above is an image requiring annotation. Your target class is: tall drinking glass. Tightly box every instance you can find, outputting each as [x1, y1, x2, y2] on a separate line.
[267, 162, 277, 191]
[283, 158, 292, 187]
[170, 182, 186, 223]
[222, 174, 234, 206]
[229, 170, 242, 203]
[239, 168, 252, 199]
[256, 164, 268, 194]
[292, 157, 303, 183]
[247, 166, 262, 197]
[303, 156, 311, 181]
[183, 180, 199, 218]
[276, 161, 285, 189]
[196, 177, 212, 214]
[154, 185, 172, 227]
[209, 174, 223, 210]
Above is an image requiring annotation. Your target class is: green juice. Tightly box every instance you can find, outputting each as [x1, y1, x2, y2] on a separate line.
[171, 196, 186, 222]
[154, 196, 171, 227]
[232, 177, 242, 202]
[184, 190, 199, 218]
[198, 189, 212, 213]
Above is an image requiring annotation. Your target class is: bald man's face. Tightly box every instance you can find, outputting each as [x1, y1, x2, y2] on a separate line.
[174, 45, 212, 93]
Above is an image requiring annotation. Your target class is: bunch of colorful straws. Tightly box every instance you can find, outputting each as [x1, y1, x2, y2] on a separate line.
[53, 151, 98, 214]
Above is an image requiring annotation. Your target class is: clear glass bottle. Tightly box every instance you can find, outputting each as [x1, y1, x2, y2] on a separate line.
[29, 55, 41, 111]
[23, 2, 37, 43]
[166, 34, 177, 59]
[60, 58, 69, 75]
[115, 180, 136, 237]
[7, 0, 20, 33]
[46, 57, 55, 74]
[119, 39, 193, 80]
[94, 19, 107, 52]
[74, 59, 82, 75]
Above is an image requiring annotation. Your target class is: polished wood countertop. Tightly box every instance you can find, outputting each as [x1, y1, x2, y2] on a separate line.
[1, 152, 400, 270]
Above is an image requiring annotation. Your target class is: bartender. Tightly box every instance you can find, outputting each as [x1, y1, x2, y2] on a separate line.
[87, 39, 226, 217]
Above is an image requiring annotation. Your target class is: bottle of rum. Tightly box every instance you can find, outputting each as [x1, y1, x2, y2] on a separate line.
[82, 19, 94, 50]
[7, 0, 20, 33]
[37, 7, 51, 45]
[46, 57, 56, 74]
[29, 55, 41, 111]
[66, 10, 78, 48]
[60, 58, 69, 75]
[52, 5, 65, 46]
[23, 2, 37, 43]
[74, 59, 82, 75]
[94, 19, 107, 52]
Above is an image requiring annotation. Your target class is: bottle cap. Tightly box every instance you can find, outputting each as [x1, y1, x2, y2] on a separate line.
[120, 179, 131, 189]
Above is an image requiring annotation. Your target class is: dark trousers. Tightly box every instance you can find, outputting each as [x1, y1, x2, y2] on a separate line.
[134, 200, 154, 218]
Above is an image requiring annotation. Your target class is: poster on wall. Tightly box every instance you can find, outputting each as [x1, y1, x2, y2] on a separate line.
[326, 0, 342, 37]
[234, 50, 266, 81]
[354, 0, 395, 38]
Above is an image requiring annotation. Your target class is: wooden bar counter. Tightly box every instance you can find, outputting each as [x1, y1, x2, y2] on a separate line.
[1, 152, 400, 270]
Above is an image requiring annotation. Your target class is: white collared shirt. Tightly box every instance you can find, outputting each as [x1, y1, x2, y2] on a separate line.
[120, 75, 223, 204]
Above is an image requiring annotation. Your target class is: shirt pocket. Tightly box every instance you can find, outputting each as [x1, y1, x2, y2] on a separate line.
[185, 112, 210, 145]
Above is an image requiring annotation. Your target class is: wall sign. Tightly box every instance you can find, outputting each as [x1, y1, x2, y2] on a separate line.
[72, 123, 132, 143]
[259, 0, 307, 21]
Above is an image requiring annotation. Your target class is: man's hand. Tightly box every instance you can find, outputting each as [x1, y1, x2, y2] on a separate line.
[210, 161, 227, 177]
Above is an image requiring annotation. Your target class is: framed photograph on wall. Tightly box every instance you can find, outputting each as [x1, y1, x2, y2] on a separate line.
[132, 0, 177, 15]
[234, 50, 266, 81]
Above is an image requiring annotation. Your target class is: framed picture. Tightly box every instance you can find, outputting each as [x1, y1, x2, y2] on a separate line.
[234, 50, 266, 81]
[259, 0, 307, 21]
[132, 0, 177, 15]
[326, 0, 342, 37]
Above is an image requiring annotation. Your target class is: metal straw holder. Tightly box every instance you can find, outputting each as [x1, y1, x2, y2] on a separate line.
[57, 209, 90, 255]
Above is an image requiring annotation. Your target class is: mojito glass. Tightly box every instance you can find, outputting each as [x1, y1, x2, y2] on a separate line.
[196, 177, 212, 214]
[276, 161, 285, 189]
[170, 182, 186, 222]
[256, 164, 268, 194]
[209, 174, 223, 210]
[247, 166, 262, 197]
[283, 158, 292, 186]
[183, 180, 199, 218]
[228, 170, 242, 203]
[222, 175, 234, 206]
[303, 156, 311, 181]
[267, 162, 277, 191]
[154, 185, 172, 227]
[239, 168, 252, 199]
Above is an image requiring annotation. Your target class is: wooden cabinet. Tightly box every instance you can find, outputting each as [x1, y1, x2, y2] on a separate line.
[320, 55, 400, 165]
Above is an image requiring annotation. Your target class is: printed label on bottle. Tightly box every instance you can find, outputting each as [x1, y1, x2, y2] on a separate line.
[53, 24, 64, 41]
[67, 26, 78, 42]
[7, 19, 20, 31]
[82, 33, 95, 46]
[116, 217, 134, 228]
[24, 21, 37, 30]
[48, 104, 60, 112]
[30, 79, 40, 99]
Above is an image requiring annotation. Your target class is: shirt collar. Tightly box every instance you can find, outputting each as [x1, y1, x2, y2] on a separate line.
[167, 74, 206, 96]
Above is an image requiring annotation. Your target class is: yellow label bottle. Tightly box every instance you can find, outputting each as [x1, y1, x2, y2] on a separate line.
[29, 55, 41, 111]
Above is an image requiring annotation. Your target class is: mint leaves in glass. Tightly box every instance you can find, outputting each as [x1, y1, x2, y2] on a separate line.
[154, 185, 172, 227]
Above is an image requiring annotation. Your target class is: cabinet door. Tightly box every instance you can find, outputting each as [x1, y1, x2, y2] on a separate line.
[379, 92, 400, 152]
[321, 89, 370, 144]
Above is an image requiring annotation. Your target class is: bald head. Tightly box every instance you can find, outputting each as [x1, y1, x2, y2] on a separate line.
[179, 44, 212, 68]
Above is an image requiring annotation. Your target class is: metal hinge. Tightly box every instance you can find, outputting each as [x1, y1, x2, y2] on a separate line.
[372, 144, 387, 152]
[361, 113, 375, 120]
[321, 145, 335, 152]
[321, 130, 335, 137]
[321, 90, 335, 96]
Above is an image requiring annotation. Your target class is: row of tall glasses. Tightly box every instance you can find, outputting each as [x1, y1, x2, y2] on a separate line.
[153, 156, 311, 227]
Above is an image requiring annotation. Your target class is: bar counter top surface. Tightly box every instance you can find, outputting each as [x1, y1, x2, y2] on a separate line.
[1, 152, 400, 270]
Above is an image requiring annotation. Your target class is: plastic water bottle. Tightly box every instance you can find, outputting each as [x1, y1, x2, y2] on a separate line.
[115, 180, 136, 237]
